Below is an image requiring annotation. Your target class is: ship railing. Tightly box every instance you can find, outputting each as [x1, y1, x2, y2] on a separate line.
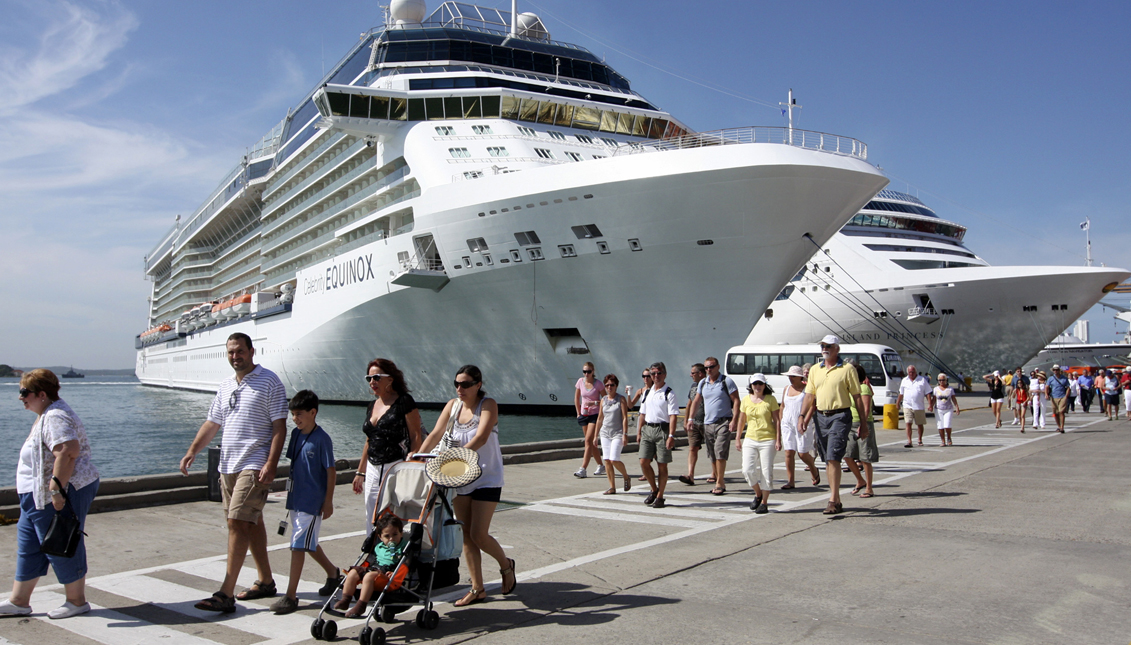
[611, 127, 868, 161]
[145, 160, 247, 272]
[399, 255, 446, 273]
[907, 306, 939, 318]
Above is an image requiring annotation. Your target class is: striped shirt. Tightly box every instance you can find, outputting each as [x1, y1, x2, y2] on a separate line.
[207, 365, 288, 474]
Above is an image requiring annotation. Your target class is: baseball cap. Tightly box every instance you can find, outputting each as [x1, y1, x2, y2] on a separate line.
[749, 373, 767, 385]
[819, 334, 841, 346]
[1052, 364, 1061, 370]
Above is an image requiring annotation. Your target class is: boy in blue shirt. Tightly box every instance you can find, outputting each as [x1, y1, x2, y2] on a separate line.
[270, 390, 340, 614]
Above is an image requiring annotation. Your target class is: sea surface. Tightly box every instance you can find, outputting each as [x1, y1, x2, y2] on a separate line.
[0, 376, 580, 484]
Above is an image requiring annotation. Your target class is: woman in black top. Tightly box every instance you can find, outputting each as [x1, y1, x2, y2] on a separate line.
[353, 358, 422, 534]
[982, 371, 1007, 428]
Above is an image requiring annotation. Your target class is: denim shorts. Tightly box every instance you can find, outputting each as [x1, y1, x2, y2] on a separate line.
[16, 479, 100, 584]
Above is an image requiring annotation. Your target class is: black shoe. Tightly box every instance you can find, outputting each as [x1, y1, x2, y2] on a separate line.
[644, 491, 657, 506]
[755, 503, 769, 514]
[750, 494, 761, 511]
[318, 575, 343, 596]
[678, 475, 694, 485]
[651, 497, 666, 509]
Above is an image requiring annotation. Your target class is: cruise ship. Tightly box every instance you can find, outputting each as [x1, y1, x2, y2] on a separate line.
[1024, 304, 1131, 372]
[135, 1, 888, 406]
[745, 190, 1130, 376]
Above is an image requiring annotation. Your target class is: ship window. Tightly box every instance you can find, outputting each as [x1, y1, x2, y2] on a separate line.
[566, 151, 583, 162]
[407, 98, 425, 121]
[510, 249, 522, 262]
[349, 94, 371, 118]
[501, 95, 519, 119]
[538, 101, 556, 124]
[514, 231, 541, 246]
[571, 224, 603, 239]
[328, 92, 349, 116]
[517, 126, 536, 137]
[597, 241, 610, 254]
[574, 106, 600, 130]
[372, 95, 390, 119]
[616, 113, 634, 135]
[592, 155, 605, 159]
[487, 146, 509, 157]
[462, 256, 471, 267]
[391, 98, 407, 120]
[439, 96, 459, 119]
[892, 259, 980, 270]
[472, 125, 493, 135]
[426, 97, 445, 120]
[534, 148, 555, 159]
[528, 247, 545, 261]
[466, 238, 488, 252]
[575, 134, 595, 144]
[775, 285, 794, 301]
[463, 171, 483, 179]
[601, 138, 619, 147]
[449, 147, 470, 158]
[555, 104, 574, 127]
[628, 238, 642, 251]
[559, 245, 577, 258]
[548, 131, 567, 141]
[519, 99, 540, 122]
[481, 95, 500, 118]
[600, 111, 618, 133]
[435, 126, 455, 136]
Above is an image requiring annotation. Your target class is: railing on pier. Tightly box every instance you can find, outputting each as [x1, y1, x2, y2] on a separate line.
[611, 126, 868, 161]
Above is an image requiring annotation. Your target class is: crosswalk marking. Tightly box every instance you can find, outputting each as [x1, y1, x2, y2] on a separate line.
[29, 590, 219, 645]
[524, 503, 710, 528]
[548, 495, 746, 521]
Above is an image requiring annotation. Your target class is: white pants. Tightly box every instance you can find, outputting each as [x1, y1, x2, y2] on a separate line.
[741, 439, 776, 492]
[1031, 399, 1046, 428]
[600, 434, 624, 462]
[363, 460, 403, 535]
[1125, 391, 1131, 412]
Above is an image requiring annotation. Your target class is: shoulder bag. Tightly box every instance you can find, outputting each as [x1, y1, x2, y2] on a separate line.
[40, 476, 86, 558]
[439, 400, 464, 452]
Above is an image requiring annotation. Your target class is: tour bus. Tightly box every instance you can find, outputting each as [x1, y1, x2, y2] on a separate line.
[723, 343, 904, 409]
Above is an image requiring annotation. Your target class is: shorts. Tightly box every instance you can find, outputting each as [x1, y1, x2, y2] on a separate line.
[290, 511, 322, 552]
[686, 422, 704, 448]
[1051, 397, 1068, 415]
[577, 414, 598, 427]
[638, 424, 672, 464]
[845, 419, 880, 463]
[459, 486, 502, 503]
[1105, 393, 1120, 406]
[221, 470, 270, 523]
[600, 433, 625, 462]
[936, 410, 954, 430]
[781, 418, 814, 453]
[814, 410, 852, 463]
[703, 421, 732, 461]
[903, 407, 926, 426]
[989, 398, 1004, 404]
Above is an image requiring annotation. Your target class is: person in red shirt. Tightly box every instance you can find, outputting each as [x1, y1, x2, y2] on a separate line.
[1121, 369, 1131, 421]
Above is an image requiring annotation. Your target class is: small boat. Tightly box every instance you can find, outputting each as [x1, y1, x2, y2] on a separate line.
[62, 367, 85, 378]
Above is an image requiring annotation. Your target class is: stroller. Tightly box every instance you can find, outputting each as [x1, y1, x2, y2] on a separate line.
[310, 458, 466, 644]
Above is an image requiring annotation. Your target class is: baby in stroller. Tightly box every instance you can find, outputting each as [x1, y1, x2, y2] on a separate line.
[336, 514, 410, 618]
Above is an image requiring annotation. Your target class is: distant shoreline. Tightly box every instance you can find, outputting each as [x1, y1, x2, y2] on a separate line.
[5, 367, 137, 377]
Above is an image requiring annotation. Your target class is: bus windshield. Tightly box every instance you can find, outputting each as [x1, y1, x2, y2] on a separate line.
[883, 353, 904, 379]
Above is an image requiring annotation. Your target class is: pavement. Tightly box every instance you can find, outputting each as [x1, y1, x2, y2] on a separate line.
[1, 403, 1130, 645]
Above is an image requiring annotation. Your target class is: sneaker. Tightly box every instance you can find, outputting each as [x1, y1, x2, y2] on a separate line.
[270, 596, 299, 615]
[750, 494, 762, 511]
[644, 491, 657, 506]
[573, 467, 587, 478]
[1011, 419, 1019, 425]
[319, 575, 343, 596]
[0, 600, 32, 617]
[593, 465, 606, 476]
[651, 497, 666, 509]
[48, 601, 91, 619]
[755, 503, 769, 514]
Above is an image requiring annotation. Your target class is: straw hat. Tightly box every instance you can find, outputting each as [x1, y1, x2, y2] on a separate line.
[425, 447, 482, 488]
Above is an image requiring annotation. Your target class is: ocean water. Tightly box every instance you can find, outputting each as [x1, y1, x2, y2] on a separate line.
[0, 376, 580, 484]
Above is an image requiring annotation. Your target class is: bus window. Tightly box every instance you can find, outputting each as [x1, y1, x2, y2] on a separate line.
[884, 354, 904, 379]
[727, 353, 748, 375]
[751, 354, 778, 374]
[854, 354, 886, 386]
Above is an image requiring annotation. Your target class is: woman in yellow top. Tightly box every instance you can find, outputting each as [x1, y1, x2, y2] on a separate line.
[736, 374, 781, 514]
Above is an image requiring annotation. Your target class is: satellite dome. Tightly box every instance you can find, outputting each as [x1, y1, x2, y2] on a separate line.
[390, 0, 426, 24]
[516, 12, 549, 40]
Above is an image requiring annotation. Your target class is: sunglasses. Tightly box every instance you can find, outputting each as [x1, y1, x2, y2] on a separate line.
[705, 364, 719, 370]
[604, 382, 617, 387]
[582, 369, 593, 374]
[642, 374, 651, 379]
[365, 373, 389, 383]
[454, 379, 479, 389]
[19, 388, 35, 398]
[229, 390, 239, 411]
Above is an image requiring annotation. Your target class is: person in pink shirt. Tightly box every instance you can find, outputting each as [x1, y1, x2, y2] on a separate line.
[574, 362, 604, 478]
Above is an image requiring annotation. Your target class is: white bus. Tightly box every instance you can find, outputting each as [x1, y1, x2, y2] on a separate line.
[723, 343, 904, 408]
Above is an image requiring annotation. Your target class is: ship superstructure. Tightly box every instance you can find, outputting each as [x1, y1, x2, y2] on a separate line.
[137, 2, 888, 405]
[745, 190, 1130, 376]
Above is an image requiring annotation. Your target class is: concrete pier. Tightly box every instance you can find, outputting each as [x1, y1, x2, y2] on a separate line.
[1, 403, 1128, 644]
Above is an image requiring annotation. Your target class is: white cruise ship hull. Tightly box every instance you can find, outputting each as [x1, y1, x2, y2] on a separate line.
[137, 143, 887, 405]
[748, 265, 1130, 375]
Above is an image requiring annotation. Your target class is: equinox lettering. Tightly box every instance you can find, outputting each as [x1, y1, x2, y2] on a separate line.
[322, 253, 375, 292]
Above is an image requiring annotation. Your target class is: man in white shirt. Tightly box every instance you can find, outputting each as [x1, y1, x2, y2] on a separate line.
[636, 362, 678, 509]
[180, 333, 288, 613]
[897, 365, 932, 447]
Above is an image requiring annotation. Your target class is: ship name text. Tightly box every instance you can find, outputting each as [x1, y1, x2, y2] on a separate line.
[304, 253, 375, 296]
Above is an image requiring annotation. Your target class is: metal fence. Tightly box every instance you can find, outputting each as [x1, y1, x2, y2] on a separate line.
[612, 126, 868, 161]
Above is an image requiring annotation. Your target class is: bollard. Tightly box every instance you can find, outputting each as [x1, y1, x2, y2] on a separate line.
[883, 404, 899, 430]
[207, 446, 222, 502]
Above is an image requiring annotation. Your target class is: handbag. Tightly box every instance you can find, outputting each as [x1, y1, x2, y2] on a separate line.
[40, 477, 85, 558]
[438, 400, 464, 452]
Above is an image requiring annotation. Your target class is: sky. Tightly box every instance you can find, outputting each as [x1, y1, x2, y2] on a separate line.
[1, 0, 1128, 369]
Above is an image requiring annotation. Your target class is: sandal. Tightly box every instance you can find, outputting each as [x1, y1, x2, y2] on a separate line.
[344, 603, 367, 618]
[624, 475, 631, 492]
[500, 558, 517, 595]
[780, 483, 796, 490]
[850, 485, 864, 496]
[822, 501, 843, 515]
[706, 477, 716, 484]
[195, 591, 236, 613]
[603, 488, 616, 495]
[454, 589, 486, 607]
[711, 488, 726, 495]
[858, 491, 874, 498]
[236, 580, 276, 601]
[904, 443, 913, 448]
[811, 470, 821, 487]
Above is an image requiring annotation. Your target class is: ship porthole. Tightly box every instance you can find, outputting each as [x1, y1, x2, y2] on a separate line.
[518, 393, 526, 400]
[549, 393, 558, 401]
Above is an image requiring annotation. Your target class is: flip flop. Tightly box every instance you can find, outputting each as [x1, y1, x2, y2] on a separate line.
[454, 589, 486, 607]
[780, 483, 796, 490]
[711, 488, 726, 495]
[850, 485, 863, 496]
[603, 488, 616, 495]
[858, 492, 874, 498]
[904, 443, 913, 448]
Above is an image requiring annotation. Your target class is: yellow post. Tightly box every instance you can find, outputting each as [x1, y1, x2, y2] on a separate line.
[883, 404, 899, 430]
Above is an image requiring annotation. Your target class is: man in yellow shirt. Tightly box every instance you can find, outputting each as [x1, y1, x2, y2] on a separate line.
[800, 335, 867, 515]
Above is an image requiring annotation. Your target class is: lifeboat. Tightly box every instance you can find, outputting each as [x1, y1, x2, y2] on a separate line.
[219, 298, 237, 320]
[230, 294, 252, 317]
[210, 301, 225, 322]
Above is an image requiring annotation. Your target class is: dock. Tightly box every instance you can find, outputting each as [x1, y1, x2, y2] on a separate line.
[1, 403, 1127, 644]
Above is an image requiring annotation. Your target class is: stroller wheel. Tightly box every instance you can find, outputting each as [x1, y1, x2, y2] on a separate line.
[359, 626, 373, 643]
[380, 605, 399, 623]
[423, 610, 440, 630]
[310, 618, 324, 640]
[369, 627, 387, 645]
[415, 609, 427, 629]
[321, 619, 337, 641]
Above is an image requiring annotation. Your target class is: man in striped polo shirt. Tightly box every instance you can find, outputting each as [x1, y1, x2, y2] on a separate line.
[180, 332, 288, 613]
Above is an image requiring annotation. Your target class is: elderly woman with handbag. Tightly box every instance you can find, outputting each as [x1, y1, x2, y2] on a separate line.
[1, 369, 100, 619]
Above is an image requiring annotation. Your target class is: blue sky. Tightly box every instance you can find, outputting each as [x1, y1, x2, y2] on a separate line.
[1, 0, 1128, 369]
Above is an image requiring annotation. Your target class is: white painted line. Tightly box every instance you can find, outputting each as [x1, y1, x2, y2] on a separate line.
[524, 503, 709, 528]
[167, 559, 323, 597]
[29, 590, 219, 645]
[546, 497, 739, 521]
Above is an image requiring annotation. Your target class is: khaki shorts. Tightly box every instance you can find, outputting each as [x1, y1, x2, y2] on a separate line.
[686, 422, 705, 448]
[221, 470, 270, 523]
[1051, 397, 1068, 414]
[903, 407, 926, 426]
[639, 424, 672, 464]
